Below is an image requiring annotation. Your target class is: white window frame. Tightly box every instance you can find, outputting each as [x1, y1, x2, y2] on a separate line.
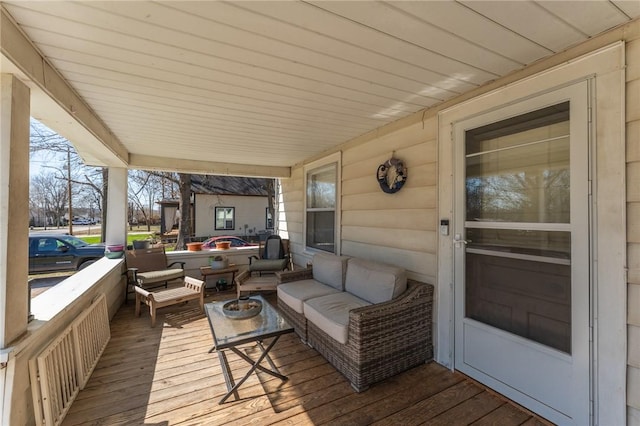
[214, 206, 235, 231]
[303, 152, 341, 255]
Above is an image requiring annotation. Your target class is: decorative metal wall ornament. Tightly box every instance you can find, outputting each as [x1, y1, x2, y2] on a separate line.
[376, 157, 407, 194]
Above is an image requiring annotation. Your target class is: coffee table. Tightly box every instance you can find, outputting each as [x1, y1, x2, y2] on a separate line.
[204, 295, 294, 404]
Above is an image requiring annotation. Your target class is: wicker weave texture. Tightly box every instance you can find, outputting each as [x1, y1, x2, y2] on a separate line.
[276, 268, 313, 284]
[277, 297, 308, 342]
[306, 279, 434, 391]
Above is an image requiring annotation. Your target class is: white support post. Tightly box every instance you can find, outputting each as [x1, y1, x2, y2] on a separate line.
[105, 167, 128, 247]
[0, 74, 30, 426]
[0, 74, 30, 347]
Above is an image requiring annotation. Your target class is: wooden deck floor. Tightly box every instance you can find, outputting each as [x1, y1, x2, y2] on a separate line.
[63, 291, 553, 426]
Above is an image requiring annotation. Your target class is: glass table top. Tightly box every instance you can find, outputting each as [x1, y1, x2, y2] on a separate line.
[204, 295, 293, 350]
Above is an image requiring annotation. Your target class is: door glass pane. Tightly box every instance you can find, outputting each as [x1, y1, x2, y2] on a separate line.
[465, 102, 572, 353]
[465, 252, 571, 353]
[466, 229, 570, 259]
[466, 139, 570, 223]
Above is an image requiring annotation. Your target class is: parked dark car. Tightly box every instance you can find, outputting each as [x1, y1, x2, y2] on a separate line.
[201, 236, 257, 249]
[29, 234, 105, 274]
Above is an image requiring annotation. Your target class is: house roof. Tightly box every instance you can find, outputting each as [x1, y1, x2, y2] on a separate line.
[190, 175, 269, 197]
[1, 2, 639, 177]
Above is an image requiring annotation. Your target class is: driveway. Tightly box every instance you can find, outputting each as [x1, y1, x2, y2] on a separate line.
[29, 273, 72, 298]
[29, 225, 102, 235]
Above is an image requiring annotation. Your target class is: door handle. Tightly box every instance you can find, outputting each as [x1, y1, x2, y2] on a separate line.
[453, 233, 471, 247]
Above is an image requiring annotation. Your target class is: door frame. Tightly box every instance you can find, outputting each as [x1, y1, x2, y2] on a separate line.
[453, 83, 590, 425]
[436, 42, 626, 425]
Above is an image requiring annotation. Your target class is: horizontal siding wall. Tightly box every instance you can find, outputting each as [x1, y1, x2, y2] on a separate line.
[340, 119, 437, 283]
[280, 118, 438, 284]
[278, 166, 304, 263]
[627, 31, 640, 425]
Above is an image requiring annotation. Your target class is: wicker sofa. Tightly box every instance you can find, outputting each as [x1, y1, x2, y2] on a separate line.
[276, 252, 434, 391]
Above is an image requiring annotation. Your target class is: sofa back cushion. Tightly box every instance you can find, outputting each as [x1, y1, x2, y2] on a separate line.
[312, 252, 350, 290]
[345, 258, 407, 304]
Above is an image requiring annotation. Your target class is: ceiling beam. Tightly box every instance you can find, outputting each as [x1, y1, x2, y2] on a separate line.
[129, 154, 291, 178]
[0, 7, 128, 167]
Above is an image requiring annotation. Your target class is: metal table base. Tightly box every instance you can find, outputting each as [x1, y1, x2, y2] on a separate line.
[210, 337, 287, 404]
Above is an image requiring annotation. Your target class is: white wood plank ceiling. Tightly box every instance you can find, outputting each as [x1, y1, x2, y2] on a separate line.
[2, 1, 639, 173]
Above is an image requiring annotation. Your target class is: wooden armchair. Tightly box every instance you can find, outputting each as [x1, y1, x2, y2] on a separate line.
[135, 276, 204, 327]
[124, 246, 185, 302]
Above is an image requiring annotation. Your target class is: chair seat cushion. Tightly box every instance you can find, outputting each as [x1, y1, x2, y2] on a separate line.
[277, 279, 340, 313]
[249, 258, 287, 272]
[137, 269, 184, 285]
[303, 292, 371, 344]
[140, 285, 199, 304]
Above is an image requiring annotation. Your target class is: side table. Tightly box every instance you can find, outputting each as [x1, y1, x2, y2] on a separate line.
[235, 270, 278, 298]
[200, 265, 239, 291]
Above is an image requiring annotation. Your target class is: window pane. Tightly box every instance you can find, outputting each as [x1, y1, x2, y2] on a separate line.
[306, 211, 335, 252]
[307, 164, 336, 209]
[466, 104, 570, 224]
[215, 207, 234, 230]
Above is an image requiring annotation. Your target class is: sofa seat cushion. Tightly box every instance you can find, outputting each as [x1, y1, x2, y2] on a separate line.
[303, 292, 371, 344]
[312, 253, 350, 290]
[345, 258, 407, 304]
[137, 269, 184, 286]
[277, 279, 340, 313]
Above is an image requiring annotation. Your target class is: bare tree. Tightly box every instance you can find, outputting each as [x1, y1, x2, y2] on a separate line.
[30, 171, 68, 227]
[128, 170, 164, 231]
[175, 173, 192, 250]
[30, 119, 104, 237]
[137, 171, 189, 250]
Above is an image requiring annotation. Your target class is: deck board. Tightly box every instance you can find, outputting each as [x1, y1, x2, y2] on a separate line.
[62, 290, 553, 426]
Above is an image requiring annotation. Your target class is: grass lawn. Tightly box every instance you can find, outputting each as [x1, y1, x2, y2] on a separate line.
[80, 233, 156, 246]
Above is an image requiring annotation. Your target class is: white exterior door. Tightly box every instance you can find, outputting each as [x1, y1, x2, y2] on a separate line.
[453, 82, 591, 425]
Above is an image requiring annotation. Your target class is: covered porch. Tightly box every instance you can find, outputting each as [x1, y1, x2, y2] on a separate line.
[1, 2, 639, 425]
[62, 291, 548, 426]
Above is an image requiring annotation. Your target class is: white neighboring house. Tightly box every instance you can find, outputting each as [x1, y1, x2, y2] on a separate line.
[158, 175, 274, 240]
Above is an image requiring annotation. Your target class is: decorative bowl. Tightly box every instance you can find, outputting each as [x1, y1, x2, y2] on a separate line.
[222, 298, 262, 319]
[132, 240, 150, 250]
[105, 249, 124, 259]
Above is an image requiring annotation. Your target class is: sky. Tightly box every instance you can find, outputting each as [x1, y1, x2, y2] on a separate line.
[29, 118, 74, 178]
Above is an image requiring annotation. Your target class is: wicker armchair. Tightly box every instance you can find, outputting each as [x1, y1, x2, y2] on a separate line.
[277, 267, 434, 392]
